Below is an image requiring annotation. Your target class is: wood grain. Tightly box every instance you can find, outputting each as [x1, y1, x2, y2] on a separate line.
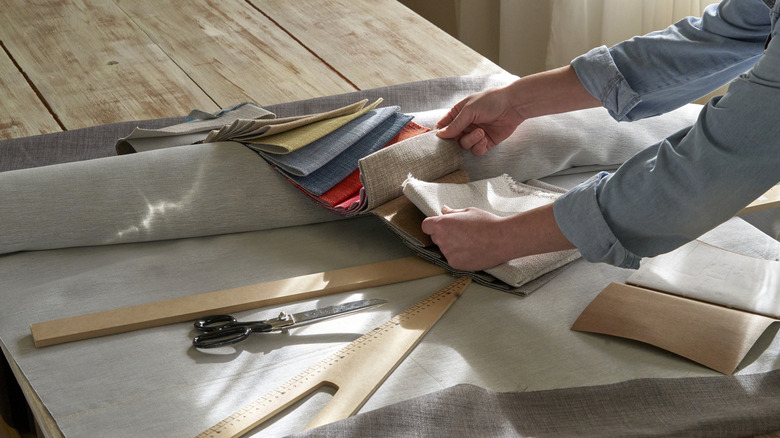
[252, 0, 505, 89]
[113, 0, 358, 107]
[0, 43, 61, 139]
[0, 0, 218, 132]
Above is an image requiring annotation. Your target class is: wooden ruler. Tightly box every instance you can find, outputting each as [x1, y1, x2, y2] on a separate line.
[738, 185, 780, 215]
[30, 257, 446, 347]
[196, 276, 471, 438]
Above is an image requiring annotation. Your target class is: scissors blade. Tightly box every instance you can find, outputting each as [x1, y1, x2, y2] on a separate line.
[287, 298, 387, 327]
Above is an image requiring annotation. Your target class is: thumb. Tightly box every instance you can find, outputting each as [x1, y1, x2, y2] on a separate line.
[436, 109, 472, 139]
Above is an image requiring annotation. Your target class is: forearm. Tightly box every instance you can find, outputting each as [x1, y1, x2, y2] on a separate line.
[506, 65, 601, 120]
[574, 0, 769, 122]
[495, 203, 576, 263]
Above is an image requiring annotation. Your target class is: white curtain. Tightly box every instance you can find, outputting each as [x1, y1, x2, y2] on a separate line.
[545, 0, 721, 70]
[400, 0, 721, 77]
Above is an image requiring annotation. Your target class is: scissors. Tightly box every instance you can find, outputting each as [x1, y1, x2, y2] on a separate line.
[192, 298, 387, 348]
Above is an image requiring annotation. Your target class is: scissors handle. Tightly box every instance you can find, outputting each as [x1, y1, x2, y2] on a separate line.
[192, 314, 274, 348]
[194, 314, 240, 332]
[193, 326, 253, 348]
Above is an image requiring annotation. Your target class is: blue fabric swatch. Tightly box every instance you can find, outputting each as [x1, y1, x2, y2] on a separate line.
[257, 106, 399, 176]
[274, 111, 413, 196]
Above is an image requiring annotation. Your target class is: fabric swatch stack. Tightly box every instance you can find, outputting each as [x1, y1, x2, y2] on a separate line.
[116, 99, 578, 294]
[201, 99, 429, 215]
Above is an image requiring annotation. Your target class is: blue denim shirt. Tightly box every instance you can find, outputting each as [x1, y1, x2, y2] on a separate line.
[553, 0, 780, 268]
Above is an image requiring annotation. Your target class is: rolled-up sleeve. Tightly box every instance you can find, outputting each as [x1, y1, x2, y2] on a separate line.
[572, 0, 770, 122]
[555, 4, 780, 268]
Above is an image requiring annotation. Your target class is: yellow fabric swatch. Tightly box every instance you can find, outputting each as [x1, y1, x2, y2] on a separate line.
[246, 98, 383, 154]
[203, 99, 371, 144]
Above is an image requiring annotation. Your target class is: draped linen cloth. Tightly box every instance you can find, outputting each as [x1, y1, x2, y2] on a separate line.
[1, 76, 778, 438]
[292, 369, 780, 438]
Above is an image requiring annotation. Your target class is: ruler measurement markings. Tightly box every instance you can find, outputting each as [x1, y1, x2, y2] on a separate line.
[196, 277, 470, 438]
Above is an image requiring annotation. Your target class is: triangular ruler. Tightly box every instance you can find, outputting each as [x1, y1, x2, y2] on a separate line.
[196, 276, 471, 437]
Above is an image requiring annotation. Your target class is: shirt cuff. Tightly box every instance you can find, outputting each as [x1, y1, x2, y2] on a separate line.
[571, 46, 642, 122]
[552, 172, 642, 269]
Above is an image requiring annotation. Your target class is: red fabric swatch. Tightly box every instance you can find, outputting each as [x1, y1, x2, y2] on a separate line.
[317, 121, 430, 207]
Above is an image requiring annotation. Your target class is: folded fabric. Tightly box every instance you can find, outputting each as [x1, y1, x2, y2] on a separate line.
[318, 120, 430, 207]
[257, 106, 400, 176]
[203, 99, 370, 143]
[284, 120, 431, 215]
[372, 170, 470, 248]
[402, 174, 581, 288]
[116, 103, 273, 154]
[242, 99, 383, 154]
[359, 130, 463, 210]
[277, 111, 412, 195]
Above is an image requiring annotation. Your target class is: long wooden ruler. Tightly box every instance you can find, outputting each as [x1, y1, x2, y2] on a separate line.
[30, 256, 446, 347]
[195, 276, 471, 438]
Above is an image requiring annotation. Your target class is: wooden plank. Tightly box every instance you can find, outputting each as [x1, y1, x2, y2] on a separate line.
[113, 0, 358, 107]
[252, 0, 507, 89]
[0, 43, 61, 140]
[30, 257, 447, 348]
[0, 0, 218, 132]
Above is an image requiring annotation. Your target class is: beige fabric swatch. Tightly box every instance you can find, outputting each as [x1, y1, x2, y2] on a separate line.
[627, 240, 780, 318]
[402, 174, 581, 288]
[359, 130, 462, 210]
[116, 103, 274, 154]
[372, 170, 470, 248]
[203, 99, 375, 146]
[246, 99, 382, 154]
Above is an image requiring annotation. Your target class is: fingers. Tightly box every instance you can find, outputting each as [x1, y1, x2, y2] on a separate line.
[436, 103, 470, 139]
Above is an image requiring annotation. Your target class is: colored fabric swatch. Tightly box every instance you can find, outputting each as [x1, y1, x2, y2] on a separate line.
[318, 120, 431, 207]
[258, 106, 399, 176]
[203, 99, 371, 143]
[276, 120, 430, 216]
[116, 103, 273, 154]
[276, 110, 412, 195]
[244, 99, 383, 154]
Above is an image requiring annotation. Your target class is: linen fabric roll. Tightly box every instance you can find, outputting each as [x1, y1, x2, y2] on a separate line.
[0, 74, 704, 258]
[0, 142, 338, 255]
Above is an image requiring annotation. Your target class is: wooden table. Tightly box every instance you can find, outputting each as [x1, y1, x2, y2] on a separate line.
[0, 0, 504, 141]
[0, 1, 504, 436]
